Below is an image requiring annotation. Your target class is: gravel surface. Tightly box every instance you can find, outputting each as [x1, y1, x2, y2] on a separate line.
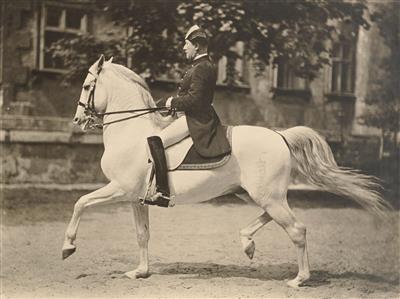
[1, 189, 399, 298]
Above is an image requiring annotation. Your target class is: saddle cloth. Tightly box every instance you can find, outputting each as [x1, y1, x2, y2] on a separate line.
[166, 126, 232, 171]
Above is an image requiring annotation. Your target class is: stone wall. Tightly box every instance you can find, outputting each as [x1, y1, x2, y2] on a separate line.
[1, 141, 106, 185]
[0, 116, 106, 185]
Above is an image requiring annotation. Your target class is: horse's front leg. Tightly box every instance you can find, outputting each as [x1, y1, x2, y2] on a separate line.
[125, 203, 150, 279]
[62, 182, 126, 259]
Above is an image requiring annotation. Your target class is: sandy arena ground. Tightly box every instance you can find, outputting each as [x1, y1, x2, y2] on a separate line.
[1, 189, 399, 298]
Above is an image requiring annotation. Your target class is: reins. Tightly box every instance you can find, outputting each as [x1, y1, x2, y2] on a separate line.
[78, 68, 169, 130]
[78, 97, 168, 129]
[88, 107, 168, 129]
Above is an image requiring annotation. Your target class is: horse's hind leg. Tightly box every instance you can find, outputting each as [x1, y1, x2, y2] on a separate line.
[125, 203, 150, 279]
[265, 201, 310, 288]
[239, 210, 272, 259]
[62, 182, 126, 260]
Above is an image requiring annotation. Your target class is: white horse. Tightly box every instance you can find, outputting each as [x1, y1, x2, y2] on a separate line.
[63, 55, 388, 287]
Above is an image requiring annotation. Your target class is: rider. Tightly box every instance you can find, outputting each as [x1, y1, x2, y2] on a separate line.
[146, 25, 231, 207]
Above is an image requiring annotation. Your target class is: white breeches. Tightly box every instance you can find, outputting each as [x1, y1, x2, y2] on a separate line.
[158, 115, 190, 148]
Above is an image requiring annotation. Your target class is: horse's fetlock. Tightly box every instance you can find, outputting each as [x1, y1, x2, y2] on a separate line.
[65, 231, 76, 243]
[298, 271, 310, 280]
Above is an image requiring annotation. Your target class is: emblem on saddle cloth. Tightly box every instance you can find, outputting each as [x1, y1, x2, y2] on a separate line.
[140, 126, 233, 207]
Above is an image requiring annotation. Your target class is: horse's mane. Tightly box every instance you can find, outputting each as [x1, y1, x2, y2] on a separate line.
[103, 62, 170, 127]
[108, 63, 150, 92]
[104, 62, 158, 109]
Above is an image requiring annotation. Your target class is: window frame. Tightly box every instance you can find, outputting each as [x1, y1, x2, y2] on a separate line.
[329, 41, 356, 95]
[274, 61, 310, 91]
[39, 2, 89, 73]
[216, 41, 249, 88]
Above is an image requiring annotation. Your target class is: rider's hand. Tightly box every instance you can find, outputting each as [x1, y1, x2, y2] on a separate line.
[168, 108, 177, 116]
[165, 97, 176, 116]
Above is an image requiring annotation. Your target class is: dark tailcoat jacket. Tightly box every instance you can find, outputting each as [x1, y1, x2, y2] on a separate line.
[159, 56, 231, 158]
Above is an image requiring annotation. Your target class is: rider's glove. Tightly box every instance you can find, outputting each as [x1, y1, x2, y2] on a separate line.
[168, 108, 177, 116]
[165, 96, 176, 116]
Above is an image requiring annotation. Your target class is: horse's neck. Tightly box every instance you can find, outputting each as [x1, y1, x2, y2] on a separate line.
[100, 69, 174, 148]
[102, 87, 163, 146]
[106, 91, 141, 110]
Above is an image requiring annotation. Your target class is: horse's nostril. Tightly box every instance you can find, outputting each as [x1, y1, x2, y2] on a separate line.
[73, 117, 79, 123]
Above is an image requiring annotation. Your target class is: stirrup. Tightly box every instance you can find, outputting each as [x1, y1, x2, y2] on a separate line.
[139, 165, 174, 208]
[142, 192, 174, 208]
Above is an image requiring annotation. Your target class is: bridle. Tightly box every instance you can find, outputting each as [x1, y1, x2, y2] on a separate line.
[77, 70, 168, 129]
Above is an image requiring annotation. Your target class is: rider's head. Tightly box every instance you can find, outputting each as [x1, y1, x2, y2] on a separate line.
[183, 25, 208, 61]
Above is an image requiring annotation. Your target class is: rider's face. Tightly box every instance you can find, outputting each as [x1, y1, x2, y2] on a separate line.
[183, 40, 197, 61]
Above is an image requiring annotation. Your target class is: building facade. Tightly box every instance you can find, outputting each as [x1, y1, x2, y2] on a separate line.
[0, 0, 394, 190]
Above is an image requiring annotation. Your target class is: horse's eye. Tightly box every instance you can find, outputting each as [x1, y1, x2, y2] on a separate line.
[83, 85, 90, 91]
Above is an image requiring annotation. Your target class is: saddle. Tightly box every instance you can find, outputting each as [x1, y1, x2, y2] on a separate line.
[166, 126, 232, 171]
[139, 126, 232, 207]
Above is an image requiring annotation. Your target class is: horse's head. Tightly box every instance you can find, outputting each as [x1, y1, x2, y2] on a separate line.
[73, 54, 169, 132]
[73, 54, 112, 130]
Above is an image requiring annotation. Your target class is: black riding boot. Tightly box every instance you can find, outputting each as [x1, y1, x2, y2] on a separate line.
[145, 136, 170, 207]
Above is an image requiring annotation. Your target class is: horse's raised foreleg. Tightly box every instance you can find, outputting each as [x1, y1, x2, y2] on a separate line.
[265, 201, 310, 288]
[125, 203, 150, 279]
[239, 212, 272, 259]
[62, 182, 126, 260]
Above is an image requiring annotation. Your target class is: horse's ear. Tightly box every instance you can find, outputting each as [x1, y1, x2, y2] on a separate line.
[107, 57, 113, 64]
[97, 54, 105, 70]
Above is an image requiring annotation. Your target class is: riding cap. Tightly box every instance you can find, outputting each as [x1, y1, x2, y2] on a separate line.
[185, 25, 208, 42]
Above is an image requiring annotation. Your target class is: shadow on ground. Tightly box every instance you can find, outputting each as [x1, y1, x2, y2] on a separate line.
[149, 261, 399, 287]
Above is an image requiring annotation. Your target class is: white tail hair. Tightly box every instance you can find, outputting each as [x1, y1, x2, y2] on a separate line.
[281, 126, 391, 218]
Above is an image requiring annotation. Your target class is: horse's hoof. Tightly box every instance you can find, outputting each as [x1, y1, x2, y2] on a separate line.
[287, 279, 301, 288]
[287, 274, 309, 288]
[62, 246, 76, 260]
[244, 239, 255, 260]
[125, 269, 150, 279]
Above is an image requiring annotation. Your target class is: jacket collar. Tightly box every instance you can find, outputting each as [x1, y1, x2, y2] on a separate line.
[194, 53, 208, 61]
[191, 54, 209, 66]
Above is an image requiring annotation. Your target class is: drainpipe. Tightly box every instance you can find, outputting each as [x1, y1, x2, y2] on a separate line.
[0, 0, 4, 108]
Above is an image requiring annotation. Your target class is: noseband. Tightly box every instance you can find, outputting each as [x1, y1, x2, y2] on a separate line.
[77, 70, 168, 129]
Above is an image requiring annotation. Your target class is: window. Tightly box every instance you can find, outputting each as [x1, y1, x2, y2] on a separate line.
[40, 3, 89, 71]
[217, 42, 249, 86]
[330, 42, 355, 93]
[276, 62, 308, 90]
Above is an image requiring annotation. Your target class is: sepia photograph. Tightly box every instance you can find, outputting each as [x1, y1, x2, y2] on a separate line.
[1, 0, 399, 298]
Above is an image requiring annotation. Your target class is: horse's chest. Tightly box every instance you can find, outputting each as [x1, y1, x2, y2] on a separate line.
[100, 147, 146, 182]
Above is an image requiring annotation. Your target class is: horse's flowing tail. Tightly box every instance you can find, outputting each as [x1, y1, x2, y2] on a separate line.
[280, 126, 390, 218]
